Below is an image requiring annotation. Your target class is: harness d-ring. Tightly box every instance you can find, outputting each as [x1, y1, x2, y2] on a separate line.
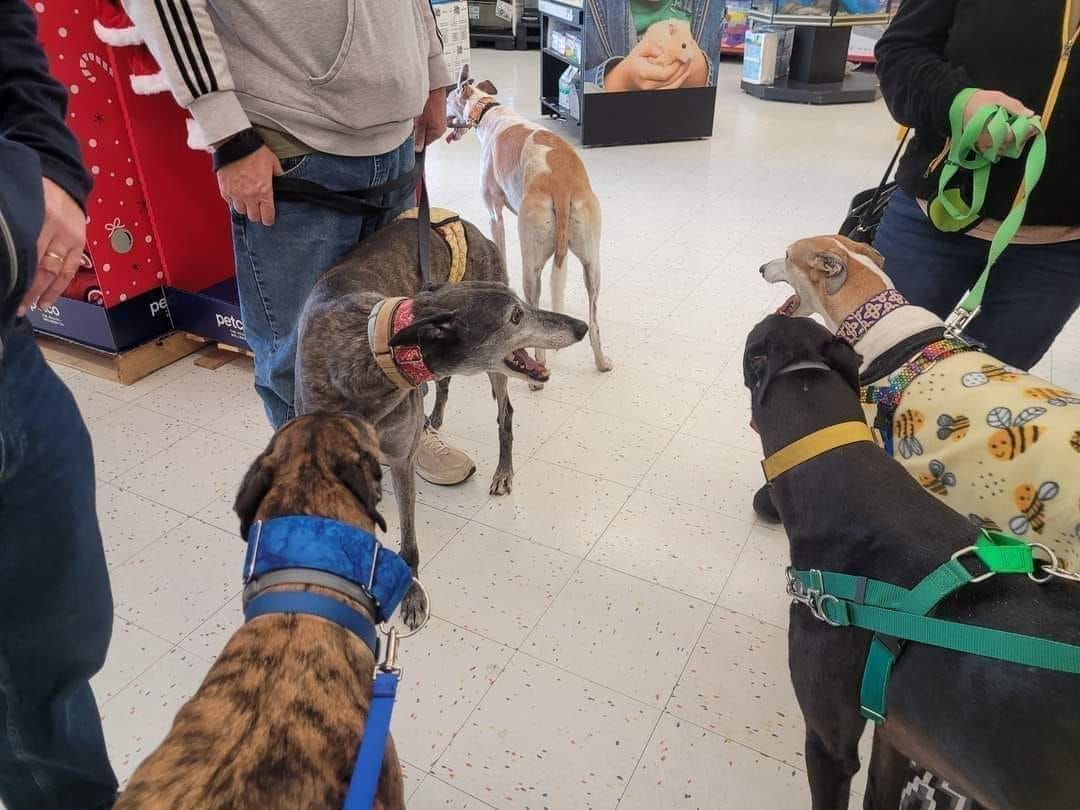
[380, 577, 431, 640]
[1028, 543, 1060, 584]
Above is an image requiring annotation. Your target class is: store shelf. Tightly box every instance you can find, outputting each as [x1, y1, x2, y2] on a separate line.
[540, 95, 576, 121]
[746, 9, 890, 26]
[542, 46, 580, 68]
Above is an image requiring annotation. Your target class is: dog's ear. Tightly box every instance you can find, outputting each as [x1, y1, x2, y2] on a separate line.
[475, 79, 498, 95]
[824, 336, 862, 393]
[234, 447, 274, 539]
[335, 455, 387, 533]
[388, 310, 457, 347]
[457, 63, 470, 88]
[810, 250, 848, 296]
[846, 239, 885, 270]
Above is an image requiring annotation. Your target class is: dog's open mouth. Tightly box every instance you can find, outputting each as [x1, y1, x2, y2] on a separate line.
[776, 294, 801, 316]
[505, 349, 549, 382]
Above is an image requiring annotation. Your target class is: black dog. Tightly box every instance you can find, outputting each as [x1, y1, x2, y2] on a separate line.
[744, 314, 1080, 810]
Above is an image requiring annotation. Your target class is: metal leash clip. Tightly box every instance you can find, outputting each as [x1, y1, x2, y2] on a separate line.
[378, 578, 431, 677]
[1027, 544, 1080, 584]
[944, 304, 979, 337]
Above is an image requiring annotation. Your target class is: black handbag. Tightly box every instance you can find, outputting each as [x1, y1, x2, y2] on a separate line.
[839, 128, 910, 244]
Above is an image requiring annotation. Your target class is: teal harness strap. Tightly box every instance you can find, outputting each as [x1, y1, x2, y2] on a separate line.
[788, 530, 1080, 724]
[929, 88, 1047, 334]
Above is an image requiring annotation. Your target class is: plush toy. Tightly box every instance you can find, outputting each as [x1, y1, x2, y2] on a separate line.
[641, 19, 701, 66]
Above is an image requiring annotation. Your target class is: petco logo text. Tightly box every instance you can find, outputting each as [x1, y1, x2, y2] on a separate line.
[217, 314, 244, 331]
[149, 297, 169, 317]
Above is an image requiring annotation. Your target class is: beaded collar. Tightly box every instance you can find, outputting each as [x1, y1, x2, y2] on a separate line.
[836, 288, 910, 345]
[860, 336, 980, 409]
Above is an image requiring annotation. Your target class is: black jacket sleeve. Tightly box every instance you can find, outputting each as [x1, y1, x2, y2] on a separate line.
[874, 0, 973, 138]
[0, 0, 92, 209]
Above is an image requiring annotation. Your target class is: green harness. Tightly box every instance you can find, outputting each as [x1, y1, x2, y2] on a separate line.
[787, 530, 1080, 725]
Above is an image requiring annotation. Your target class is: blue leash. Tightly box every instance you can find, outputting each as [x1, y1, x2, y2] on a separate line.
[343, 670, 400, 810]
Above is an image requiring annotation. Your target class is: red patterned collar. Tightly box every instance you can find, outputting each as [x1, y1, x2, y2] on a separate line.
[468, 98, 501, 127]
[368, 297, 436, 389]
[836, 288, 910, 345]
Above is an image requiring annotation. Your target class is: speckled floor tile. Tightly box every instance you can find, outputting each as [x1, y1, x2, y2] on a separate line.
[620, 713, 810, 809]
[525, 562, 709, 708]
[410, 775, 496, 809]
[437, 655, 659, 808]
[96, 481, 186, 568]
[87, 403, 198, 481]
[439, 382, 576, 458]
[391, 618, 513, 768]
[669, 608, 805, 769]
[92, 617, 171, 703]
[715, 526, 792, 629]
[534, 408, 674, 488]
[588, 491, 750, 602]
[110, 518, 242, 643]
[680, 379, 762, 454]
[116, 428, 257, 515]
[180, 594, 242, 662]
[585, 367, 707, 432]
[422, 523, 577, 647]
[136, 363, 258, 427]
[642, 433, 761, 522]
[100, 647, 212, 785]
[473, 459, 631, 557]
[202, 391, 274, 449]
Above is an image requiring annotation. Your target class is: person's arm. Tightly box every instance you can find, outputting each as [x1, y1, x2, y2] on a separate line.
[417, 0, 453, 91]
[0, 0, 91, 209]
[874, 0, 971, 138]
[123, 0, 251, 147]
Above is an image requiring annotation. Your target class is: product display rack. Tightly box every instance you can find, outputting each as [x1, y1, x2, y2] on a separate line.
[538, 0, 716, 146]
[741, 0, 892, 104]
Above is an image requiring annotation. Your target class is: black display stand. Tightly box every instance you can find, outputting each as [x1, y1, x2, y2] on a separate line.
[740, 7, 886, 105]
[538, 0, 716, 146]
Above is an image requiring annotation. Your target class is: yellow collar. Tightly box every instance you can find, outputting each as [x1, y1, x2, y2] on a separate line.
[761, 421, 875, 482]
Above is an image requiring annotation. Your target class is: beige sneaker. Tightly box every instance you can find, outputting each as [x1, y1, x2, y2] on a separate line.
[415, 425, 476, 485]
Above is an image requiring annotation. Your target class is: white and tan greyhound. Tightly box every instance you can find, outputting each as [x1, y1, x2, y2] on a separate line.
[446, 68, 611, 385]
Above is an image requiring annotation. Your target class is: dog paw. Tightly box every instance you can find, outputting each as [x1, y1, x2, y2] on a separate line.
[528, 381, 546, 392]
[595, 356, 614, 372]
[400, 583, 429, 631]
[489, 469, 514, 495]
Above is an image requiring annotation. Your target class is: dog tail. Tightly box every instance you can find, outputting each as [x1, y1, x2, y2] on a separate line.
[553, 190, 572, 268]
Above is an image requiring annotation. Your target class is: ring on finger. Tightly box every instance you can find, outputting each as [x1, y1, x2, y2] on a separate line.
[44, 250, 66, 264]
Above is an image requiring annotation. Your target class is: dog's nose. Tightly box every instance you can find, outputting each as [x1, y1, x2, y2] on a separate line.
[572, 319, 588, 341]
[759, 264, 767, 276]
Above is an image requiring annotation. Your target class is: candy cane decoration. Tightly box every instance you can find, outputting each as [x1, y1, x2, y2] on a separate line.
[79, 51, 113, 84]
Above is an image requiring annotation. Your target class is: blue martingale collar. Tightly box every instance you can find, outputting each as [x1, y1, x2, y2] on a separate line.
[242, 516, 413, 625]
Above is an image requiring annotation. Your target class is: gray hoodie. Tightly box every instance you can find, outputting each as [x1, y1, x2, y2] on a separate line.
[125, 0, 452, 157]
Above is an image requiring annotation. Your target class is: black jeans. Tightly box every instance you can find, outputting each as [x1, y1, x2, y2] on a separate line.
[0, 323, 117, 810]
[874, 190, 1080, 370]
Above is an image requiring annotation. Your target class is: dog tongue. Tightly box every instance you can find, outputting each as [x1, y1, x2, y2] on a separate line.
[776, 294, 800, 316]
[512, 348, 546, 374]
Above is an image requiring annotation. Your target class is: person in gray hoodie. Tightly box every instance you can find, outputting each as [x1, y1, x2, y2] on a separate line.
[126, 0, 478, 485]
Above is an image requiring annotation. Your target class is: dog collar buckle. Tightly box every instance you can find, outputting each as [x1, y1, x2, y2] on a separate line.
[244, 520, 264, 584]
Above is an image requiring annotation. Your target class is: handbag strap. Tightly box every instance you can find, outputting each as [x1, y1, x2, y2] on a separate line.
[857, 127, 910, 232]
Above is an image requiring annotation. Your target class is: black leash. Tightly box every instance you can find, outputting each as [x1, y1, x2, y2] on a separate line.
[271, 148, 435, 292]
[415, 147, 434, 292]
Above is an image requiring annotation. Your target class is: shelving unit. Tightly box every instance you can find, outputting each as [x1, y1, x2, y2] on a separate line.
[740, 1, 892, 104]
[538, 0, 716, 146]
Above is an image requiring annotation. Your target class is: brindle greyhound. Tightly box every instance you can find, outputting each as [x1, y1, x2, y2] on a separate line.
[744, 314, 1080, 810]
[117, 413, 406, 809]
[295, 218, 587, 628]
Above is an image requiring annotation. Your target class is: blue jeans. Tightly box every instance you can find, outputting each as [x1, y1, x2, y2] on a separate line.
[232, 139, 417, 428]
[0, 323, 116, 810]
[873, 190, 1080, 370]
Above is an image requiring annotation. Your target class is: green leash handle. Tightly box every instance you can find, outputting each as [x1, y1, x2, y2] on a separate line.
[929, 88, 1047, 335]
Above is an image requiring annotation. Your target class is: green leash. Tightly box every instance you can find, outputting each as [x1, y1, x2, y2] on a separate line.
[787, 530, 1080, 725]
[929, 88, 1047, 335]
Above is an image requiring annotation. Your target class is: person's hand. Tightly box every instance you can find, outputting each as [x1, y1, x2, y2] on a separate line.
[217, 145, 282, 227]
[414, 87, 448, 152]
[18, 178, 85, 316]
[963, 89, 1036, 153]
[603, 41, 692, 92]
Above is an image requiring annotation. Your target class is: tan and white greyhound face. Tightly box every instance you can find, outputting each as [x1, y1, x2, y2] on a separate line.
[759, 235, 892, 330]
[445, 65, 498, 143]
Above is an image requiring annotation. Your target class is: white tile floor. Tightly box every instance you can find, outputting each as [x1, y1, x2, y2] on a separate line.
[48, 51, 1080, 808]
